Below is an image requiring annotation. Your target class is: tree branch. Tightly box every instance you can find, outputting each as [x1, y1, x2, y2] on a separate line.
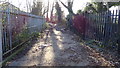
[59, 0, 68, 9]
[59, 0, 75, 15]
[71, 0, 74, 6]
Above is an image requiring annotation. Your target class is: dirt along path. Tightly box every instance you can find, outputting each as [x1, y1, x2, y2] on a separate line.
[8, 26, 113, 66]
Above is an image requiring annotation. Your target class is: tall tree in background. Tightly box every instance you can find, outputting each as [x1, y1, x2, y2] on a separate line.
[59, 0, 75, 29]
[26, 0, 33, 12]
[55, 2, 62, 23]
[46, 0, 49, 22]
[31, 0, 40, 15]
[59, 0, 75, 15]
[107, 2, 120, 8]
[31, 0, 49, 16]
[50, 2, 55, 22]
[84, 2, 120, 13]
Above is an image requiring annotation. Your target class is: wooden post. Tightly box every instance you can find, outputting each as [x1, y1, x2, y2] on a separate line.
[0, 13, 3, 68]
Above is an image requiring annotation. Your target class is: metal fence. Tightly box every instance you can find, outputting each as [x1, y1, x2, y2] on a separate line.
[69, 10, 120, 50]
[84, 10, 120, 48]
[0, 9, 46, 60]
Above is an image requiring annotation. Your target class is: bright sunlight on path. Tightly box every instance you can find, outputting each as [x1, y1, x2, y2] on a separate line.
[8, 25, 113, 66]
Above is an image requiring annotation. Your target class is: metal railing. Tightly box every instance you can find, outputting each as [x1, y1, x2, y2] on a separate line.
[0, 2, 46, 66]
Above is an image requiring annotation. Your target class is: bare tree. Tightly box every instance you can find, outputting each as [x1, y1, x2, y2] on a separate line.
[59, 0, 75, 15]
[50, 2, 55, 22]
[31, 0, 39, 15]
[55, 2, 62, 23]
[26, 0, 33, 12]
[46, 0, 49, 21]
[31, 0, 49, 16]
[59, 0, 75, 28]
[42, 5, 48, 16]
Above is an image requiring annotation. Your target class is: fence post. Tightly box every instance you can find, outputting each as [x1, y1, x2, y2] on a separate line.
[118, 10, 120, 56]
[0, 13, 3, 68]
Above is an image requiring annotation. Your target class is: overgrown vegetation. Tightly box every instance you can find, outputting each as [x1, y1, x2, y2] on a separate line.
[12, 28, 40, 47]
[83, 2, 120, 13]
[12, 22, 49, 48]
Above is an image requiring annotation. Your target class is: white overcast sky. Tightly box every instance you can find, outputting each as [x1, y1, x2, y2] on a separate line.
[1, 0, 90, 16]
[0, 0, 119, 16]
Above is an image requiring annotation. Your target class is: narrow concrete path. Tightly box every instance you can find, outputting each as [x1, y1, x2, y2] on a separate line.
[8, 27, 113, 66]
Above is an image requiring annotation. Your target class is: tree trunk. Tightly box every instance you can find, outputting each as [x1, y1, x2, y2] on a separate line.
[59, 0, 75, 30]
[55, 2, 62, 23]
[50, 2, 54, 22]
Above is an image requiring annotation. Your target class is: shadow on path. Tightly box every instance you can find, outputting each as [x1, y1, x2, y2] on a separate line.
[7, 25, 114, 66]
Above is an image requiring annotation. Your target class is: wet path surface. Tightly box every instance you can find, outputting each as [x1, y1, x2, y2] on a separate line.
[8, 27, 113, 66]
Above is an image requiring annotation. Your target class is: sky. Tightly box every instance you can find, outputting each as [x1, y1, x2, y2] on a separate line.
[0, 0, 90, 16]
[0, 0, 119, 17]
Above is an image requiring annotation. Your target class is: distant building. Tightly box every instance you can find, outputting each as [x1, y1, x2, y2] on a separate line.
[118, 6, 120, 10]
[109, 5, 120, 11]
[109, 5, 120, 16]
